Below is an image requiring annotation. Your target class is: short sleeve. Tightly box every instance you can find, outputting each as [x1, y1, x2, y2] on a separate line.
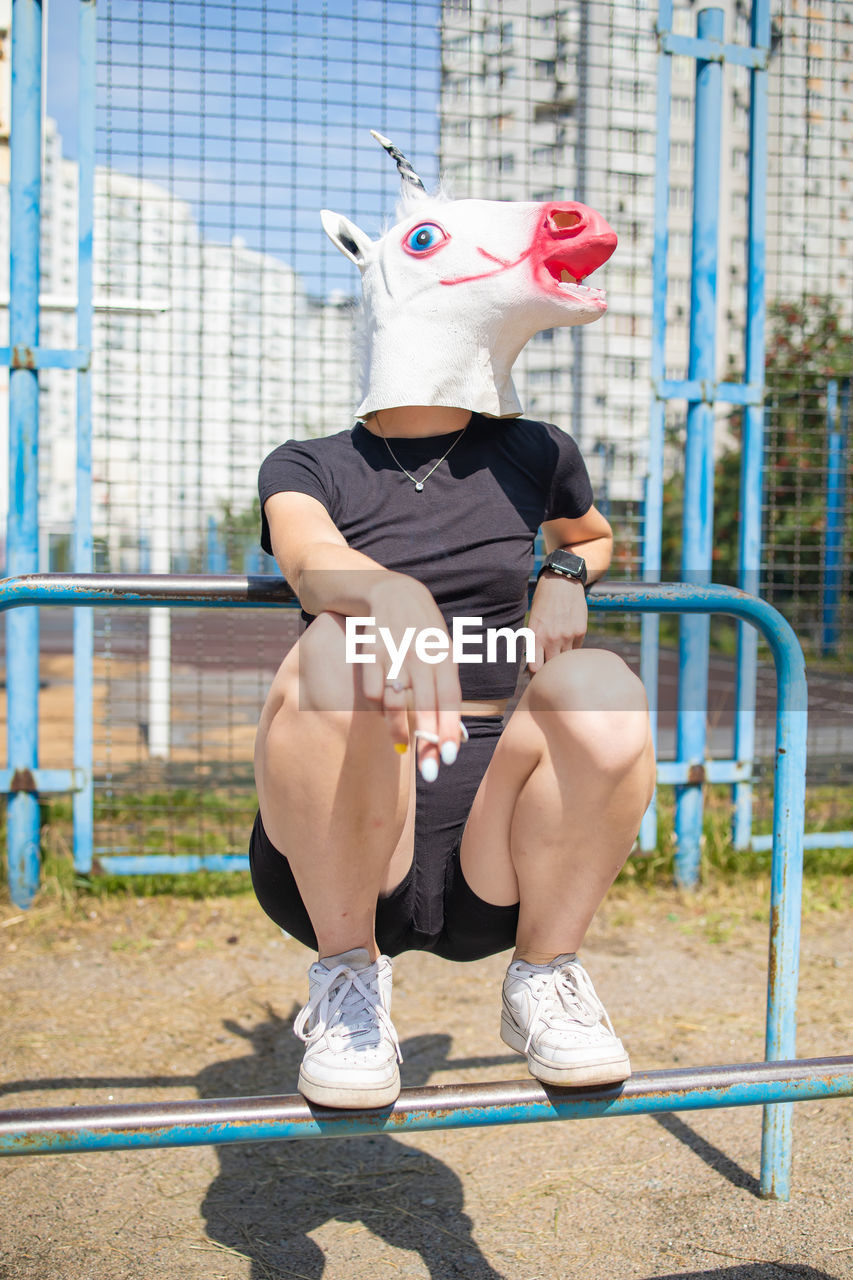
[258, 440, 334, 554]
[542, 422, 594, 522]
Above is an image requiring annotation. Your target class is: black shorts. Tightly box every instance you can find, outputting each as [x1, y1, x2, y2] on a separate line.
[248, 716, 520, 962]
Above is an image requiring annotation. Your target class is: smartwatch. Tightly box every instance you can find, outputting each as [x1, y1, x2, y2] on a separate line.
[537, 548, 588, 587]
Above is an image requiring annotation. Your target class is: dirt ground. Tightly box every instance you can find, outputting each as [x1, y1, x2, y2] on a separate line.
[0, 883, 851, 1280]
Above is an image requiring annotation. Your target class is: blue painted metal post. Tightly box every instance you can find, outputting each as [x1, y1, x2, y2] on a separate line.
[674, 7, 723, 886]
[758, 600, 807, 1201]
[639, 0, 674, 853]
[733, 0, 771, 851]
[821, 378, 849, 657]
[72, 0, 96, 873]
[5, 0, 44, 907]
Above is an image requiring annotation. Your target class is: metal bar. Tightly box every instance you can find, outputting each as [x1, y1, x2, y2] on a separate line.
[73, 0, 97, 874]
[0, 572, 295, 609]
[5, 0, 44, 910]
[733, 0, 770, 859]
[0, 577, 809, 1198]
[0, 346, 90, 369]
[640, 7, 673, 852]
[752, 831, 853, 853]
[655, 379, 763, 405]
[656, 760, 752, 785]
[591, 581, 808, 1203]
[659, 32, 768, 70]
[675, 6, 724, 889]
[96, 854, 251, 875]
[821, 379, 849, 657]
[1, 1058, 848, 1159]
[0, 768, 86, 793]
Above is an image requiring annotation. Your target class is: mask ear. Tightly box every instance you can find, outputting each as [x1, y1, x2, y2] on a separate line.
[320, 210, 374, 268]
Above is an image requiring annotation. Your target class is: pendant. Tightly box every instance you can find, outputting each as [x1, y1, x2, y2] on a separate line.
[414, 481, 424, 492]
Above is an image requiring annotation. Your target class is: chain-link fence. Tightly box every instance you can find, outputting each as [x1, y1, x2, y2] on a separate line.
[2, 0, 850, 864]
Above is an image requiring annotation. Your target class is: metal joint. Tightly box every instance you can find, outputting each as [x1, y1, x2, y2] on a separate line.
[11, 345, 35, 370]
[9, 769, 37, 793]
[686, 762, 706, 785]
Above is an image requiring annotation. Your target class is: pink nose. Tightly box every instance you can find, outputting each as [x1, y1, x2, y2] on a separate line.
[542, 202, 618, 280]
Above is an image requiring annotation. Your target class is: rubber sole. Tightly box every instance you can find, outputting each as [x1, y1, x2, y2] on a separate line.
[501, 1012, 631, 1088]
[297, 1063, 401, 1110]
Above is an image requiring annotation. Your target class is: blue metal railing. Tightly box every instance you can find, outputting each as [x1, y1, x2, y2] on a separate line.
[0, 575, 810, 1197]
[644, 3, 773, 873]
[2, 1058, 851, 1160]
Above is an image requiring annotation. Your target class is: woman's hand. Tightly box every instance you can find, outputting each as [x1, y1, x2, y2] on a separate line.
[362, 573, 463, 781]
[526, 573, 588, 674]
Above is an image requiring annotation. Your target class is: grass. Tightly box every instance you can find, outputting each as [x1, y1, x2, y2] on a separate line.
[1, 782, 850, 917]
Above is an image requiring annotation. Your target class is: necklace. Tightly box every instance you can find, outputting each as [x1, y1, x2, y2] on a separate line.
[374, 414, 469, 492]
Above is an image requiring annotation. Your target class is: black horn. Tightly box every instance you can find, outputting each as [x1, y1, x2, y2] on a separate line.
[370, 130, 426, 193]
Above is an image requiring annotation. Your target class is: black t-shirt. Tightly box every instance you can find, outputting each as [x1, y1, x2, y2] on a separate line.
[258, 412, 594, 700]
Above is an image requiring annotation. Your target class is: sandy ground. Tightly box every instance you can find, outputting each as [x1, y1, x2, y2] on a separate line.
[0, 883, 851, 1280]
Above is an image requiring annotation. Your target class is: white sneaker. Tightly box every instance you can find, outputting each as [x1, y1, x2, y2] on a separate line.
[293, 948, 402, 1108]
[501, 953, 631, 1087]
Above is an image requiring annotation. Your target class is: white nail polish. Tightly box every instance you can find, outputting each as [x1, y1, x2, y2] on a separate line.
[440, 742, 458, 766]
[420, 757, 439, 784]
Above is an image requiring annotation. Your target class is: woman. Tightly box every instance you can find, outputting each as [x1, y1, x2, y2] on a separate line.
[249, 137, 656, 1110]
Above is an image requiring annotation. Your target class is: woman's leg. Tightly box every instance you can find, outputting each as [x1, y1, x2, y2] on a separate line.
[254, 612, 416, 1108]
[255, 611, 416, 963]
[460, 647, 655, 947]
[458, 648, 655, 1085]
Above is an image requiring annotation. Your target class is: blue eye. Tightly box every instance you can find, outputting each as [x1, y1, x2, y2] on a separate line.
[402, 221, 449, 256]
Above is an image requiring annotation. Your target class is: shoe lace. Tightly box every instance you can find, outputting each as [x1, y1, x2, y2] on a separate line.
[523, 961, 615, 1055]
[293, 963, 403, 1063]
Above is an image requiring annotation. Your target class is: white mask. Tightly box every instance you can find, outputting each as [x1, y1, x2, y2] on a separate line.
[321, 132, 617, 419]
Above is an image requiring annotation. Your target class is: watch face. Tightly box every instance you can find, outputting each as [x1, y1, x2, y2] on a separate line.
[546, 550, 587, 582]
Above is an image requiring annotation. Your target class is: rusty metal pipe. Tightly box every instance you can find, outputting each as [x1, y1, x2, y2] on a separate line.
[1, 1057, 850, 1158]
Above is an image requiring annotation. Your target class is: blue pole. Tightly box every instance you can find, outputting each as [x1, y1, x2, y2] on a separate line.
[5, 0, 44, 907]
[72, 0, 96, 873]
[674, 7, 724, 887]
[640, 0, 674, 853]
[733, 0, 771, 851]
[821, 379, 848, 657]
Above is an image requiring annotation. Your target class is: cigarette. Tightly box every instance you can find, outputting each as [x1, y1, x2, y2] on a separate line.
[413, 722, 469, 746]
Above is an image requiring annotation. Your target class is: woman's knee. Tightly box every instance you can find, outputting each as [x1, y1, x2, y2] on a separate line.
[284, 611, 362, 715]
[528, 649, 651, 774]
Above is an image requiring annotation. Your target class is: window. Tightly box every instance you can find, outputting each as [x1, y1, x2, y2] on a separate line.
[613, 128, 638, 152]
[671, 140, 692, 169]
[732, 147, 749, 176]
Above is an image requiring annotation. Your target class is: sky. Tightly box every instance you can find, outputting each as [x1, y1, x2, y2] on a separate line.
[44, 0, 443, 293]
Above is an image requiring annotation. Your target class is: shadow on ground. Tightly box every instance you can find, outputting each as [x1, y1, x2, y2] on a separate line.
[646, 1269, 840, 1280]
[198, 1008, 509, 1279]
[653, 1112, 761, 1197]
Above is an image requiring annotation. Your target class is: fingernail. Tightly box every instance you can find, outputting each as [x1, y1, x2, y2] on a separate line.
[420, 757, 439, 784]
[394, 742, 408, 755]
[440, 741, 458, 766]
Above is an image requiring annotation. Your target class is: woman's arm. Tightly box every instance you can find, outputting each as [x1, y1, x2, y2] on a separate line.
[527, 504, 613, 671]
[541, 504, 613, 581]
[264, 490, 463, 768]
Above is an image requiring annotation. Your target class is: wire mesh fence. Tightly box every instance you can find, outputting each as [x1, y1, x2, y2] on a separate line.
[1, 0, 851, 865]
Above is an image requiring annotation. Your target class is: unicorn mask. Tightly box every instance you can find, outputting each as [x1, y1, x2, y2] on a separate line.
[321, 131, 618, 419]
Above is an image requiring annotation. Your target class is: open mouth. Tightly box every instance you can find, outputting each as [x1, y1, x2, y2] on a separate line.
[544, 258, 606, 302]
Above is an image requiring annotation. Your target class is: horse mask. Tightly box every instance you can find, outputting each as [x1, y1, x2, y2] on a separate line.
[321, 132, 618, 420]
